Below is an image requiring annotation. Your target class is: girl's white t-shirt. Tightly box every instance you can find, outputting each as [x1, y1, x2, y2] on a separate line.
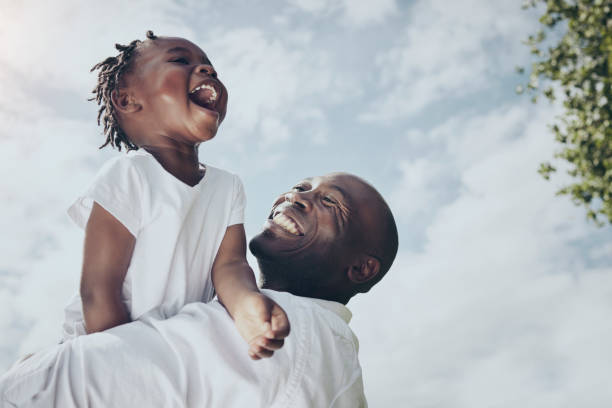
[62, 149, 246, 339]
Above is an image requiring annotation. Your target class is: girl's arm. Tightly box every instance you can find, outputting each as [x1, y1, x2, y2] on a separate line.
[80, 202, 135, 333]
[212, 224, 290, 359]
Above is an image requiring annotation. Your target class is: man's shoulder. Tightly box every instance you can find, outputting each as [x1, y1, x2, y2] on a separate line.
[260, 290, 365, 407]
[258, 289, 359, 363]
[262, 291, 355, 338]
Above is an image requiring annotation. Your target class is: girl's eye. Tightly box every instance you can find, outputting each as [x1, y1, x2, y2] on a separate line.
[171, 57, 189, 64]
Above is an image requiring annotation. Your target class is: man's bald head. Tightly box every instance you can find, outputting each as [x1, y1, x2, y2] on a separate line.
[334, 173, 398, 294]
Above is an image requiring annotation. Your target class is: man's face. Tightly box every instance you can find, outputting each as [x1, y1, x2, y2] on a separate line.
[250, 174, 370, 278]
[124, 37, 228, 144]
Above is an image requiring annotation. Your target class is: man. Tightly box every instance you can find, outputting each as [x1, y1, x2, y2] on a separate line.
[0, 173, 398, 407]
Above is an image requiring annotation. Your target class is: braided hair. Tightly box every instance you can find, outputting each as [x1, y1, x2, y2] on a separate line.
[89, 30, 158, 151]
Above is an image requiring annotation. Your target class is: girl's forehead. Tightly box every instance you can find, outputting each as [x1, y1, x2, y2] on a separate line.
[140, 37, 207, 59]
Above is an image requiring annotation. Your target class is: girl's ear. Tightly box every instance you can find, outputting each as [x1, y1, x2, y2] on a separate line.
[347, 255, 380, 286]
[111, 88, 142, 114]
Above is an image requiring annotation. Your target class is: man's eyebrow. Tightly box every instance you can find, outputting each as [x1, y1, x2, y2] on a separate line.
[329, 184, 348, 199]
[294, 178, 312, 186]
[166, 47, 211, 64]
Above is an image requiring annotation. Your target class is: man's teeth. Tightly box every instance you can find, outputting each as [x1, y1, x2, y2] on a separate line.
[272, 213, 300, 235]
[190, 84, 218, 102]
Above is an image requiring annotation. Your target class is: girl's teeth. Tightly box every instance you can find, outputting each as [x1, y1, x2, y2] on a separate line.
[190, 84, 218, 102]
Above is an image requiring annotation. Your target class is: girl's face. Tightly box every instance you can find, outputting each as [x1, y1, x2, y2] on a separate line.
[121, 37, 228, 146]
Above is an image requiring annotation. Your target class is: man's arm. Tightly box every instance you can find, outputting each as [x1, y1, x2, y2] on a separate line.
[1, 293, 299, 407]
[80, 202, 134, 333]
[211, 224, 290, 359]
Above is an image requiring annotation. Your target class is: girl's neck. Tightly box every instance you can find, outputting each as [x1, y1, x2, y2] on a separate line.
[141, 144, 204, 187]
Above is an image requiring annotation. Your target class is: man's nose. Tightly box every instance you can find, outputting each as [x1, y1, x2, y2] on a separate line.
[285, 192, 310, 211]
[196, 64, 217, 78]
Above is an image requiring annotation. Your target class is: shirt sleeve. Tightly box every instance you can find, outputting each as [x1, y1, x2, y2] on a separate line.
[67, 156, 143, 237]
[228, 174, 246, 226]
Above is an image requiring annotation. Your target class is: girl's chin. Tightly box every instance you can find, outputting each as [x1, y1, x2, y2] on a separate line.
[193, 123, 219, 142]
[198, 112, 221, 132]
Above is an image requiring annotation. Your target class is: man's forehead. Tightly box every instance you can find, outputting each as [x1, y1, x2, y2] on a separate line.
[299, 174, 371, 199]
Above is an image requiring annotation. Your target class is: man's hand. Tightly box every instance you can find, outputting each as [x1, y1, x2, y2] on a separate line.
[232, 291, 291, 360]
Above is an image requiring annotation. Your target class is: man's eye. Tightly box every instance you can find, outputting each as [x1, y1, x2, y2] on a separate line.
[171, 57, 189, 64]
[323, 196, 337, 204]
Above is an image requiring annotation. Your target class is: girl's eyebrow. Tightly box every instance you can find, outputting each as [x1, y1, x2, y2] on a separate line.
[167, 46, 191, 54]
[166, 46, 211, 64]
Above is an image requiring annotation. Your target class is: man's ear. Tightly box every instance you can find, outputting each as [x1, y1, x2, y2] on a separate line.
[111, 88, 142, 114]
[348, 255, 380, 286]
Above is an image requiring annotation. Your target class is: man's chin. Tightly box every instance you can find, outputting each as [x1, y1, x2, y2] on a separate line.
[248, 233, 272, 259]
[249, 229, 298, 260]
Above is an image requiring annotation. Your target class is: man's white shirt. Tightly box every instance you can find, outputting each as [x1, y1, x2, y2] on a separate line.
[0, 290, 367, 407]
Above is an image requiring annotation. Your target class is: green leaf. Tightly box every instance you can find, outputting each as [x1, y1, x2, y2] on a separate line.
[520, 0, 612, 225]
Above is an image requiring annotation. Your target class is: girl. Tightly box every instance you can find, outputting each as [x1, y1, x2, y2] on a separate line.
[62, 31, 288, 360]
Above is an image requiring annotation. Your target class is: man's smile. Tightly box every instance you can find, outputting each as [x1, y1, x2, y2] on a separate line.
[271, 212, 303, 236]
[266, 203, 307, 238]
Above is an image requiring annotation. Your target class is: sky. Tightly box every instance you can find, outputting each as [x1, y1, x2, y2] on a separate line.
[1, 0, 611, 406]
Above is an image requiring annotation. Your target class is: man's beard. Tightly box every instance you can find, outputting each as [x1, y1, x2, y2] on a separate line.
[257, 257, 328, 298]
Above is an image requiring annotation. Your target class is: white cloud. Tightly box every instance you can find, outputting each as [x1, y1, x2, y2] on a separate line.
[0, 110, 104, 368]
[0, 0, 192, 95]
[259, 117, 291, 145]
[388, 104, 531, 229]
[341, 0, 397, 25]
[195, 26, 345, 173]
[293, 107, 329, 145]
[390, 158, 450, 221]
[351, 102, 612, 407]
[360, 0, 536, 121]
[206, 27, 333, 133]
[287, 0, 397, 25]
[288, 0, 337, 14]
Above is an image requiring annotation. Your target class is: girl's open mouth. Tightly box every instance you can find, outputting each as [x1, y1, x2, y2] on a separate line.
[189, 81, 221, 112]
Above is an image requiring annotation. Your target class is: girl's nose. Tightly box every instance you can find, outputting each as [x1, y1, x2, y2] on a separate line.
[197, 64, 217, 78]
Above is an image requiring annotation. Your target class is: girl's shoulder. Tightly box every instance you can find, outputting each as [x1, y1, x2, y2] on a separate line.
[202, 164, 238, 183]
[69, 150, 151, 236]
[200, 165, 245, 199]
[99, 151, 242, 192]
[116, 148, 155, 171]
[93, 150, 149, 185]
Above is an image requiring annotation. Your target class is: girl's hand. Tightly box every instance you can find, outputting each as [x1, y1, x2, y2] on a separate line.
[232, 291, 291, 360]
[211, 224, 290, 359]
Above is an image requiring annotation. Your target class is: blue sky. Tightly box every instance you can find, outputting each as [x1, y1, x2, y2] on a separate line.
[1, 0, 611, 406]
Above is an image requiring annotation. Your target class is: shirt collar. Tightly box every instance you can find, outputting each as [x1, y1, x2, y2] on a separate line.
[310, 298, 353, 324]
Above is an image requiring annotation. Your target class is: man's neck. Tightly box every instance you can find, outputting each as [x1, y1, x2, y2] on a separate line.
[258, 260, 352, 305]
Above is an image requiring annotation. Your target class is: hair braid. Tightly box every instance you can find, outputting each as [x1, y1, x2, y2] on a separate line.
[89, 30, 158, 151]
